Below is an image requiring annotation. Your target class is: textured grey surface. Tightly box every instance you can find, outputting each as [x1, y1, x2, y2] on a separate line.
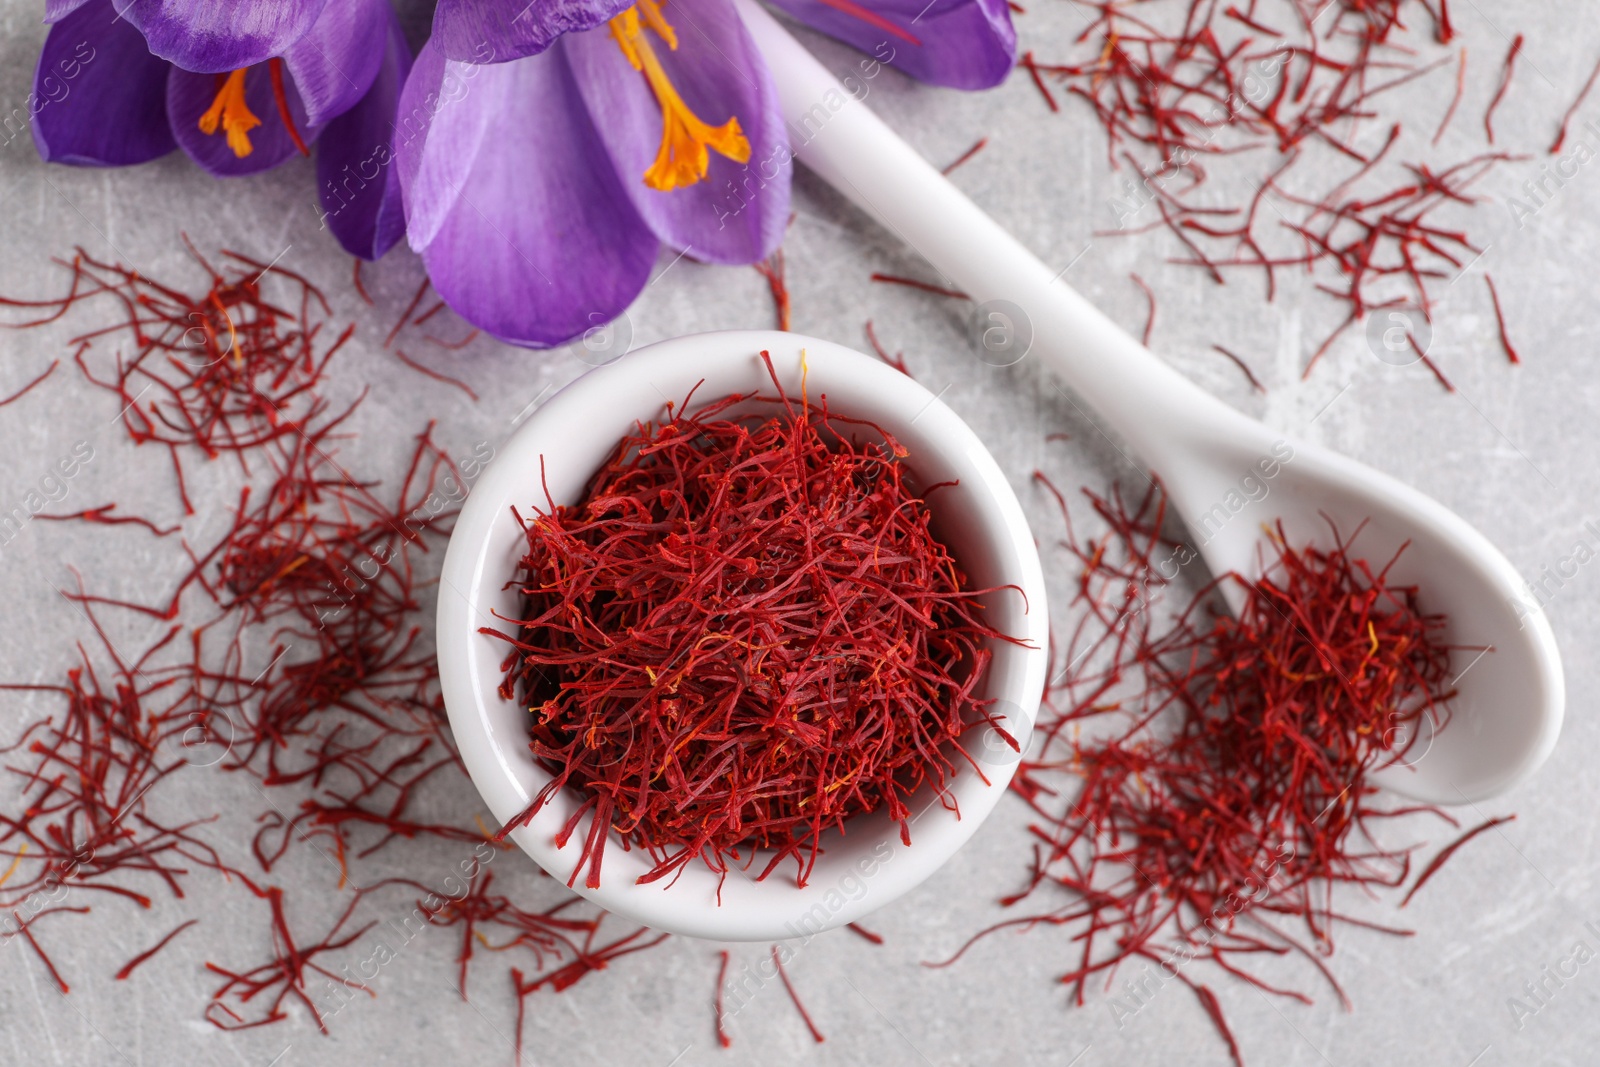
[1, 1, 1598, 1065]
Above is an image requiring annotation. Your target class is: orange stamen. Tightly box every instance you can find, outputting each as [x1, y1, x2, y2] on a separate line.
[197, 69, 261, 158]
[609, 0, 751, 191]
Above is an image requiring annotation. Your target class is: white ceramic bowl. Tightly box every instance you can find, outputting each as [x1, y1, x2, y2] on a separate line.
[437, 330, 1048, 941]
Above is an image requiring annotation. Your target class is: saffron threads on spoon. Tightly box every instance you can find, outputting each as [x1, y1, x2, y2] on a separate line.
[938, 477, 1499, 1065]
[489, 353, 1020, 889]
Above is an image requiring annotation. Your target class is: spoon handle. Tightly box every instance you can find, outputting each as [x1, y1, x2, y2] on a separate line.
[734, 0, 1267, 473]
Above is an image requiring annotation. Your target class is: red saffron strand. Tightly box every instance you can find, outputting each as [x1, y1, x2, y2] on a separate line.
[1550, 53, 1600, 154]
[845, 922, 884, 945]
[1485, 275, 1521, 365]
[714, 950, 733, 1047]
[266, 59, 310, 157]
[351, 258, 373, 305]
[752, 248, 791, 331]
[13, 913, 70, 993]
[385, 278, 431, 348]
[1484, 35, 1524, 145]
[1130, 272, 1156, 347]
[869, 272, 970, 300]
[863, 320, 912, 376]
[941, 137, 990, 175]
[0, 359, 58, 407]
[1019, 52, 1059, 112]
[1432, 49, 1467, 145]
[116, 918, 200, 979]
[1401, 815, 1514, 907]
[1409, 334, 1455, 393]
[771, 947, 825, 1043]
[393, 348, 480, 401]
[1210, 344, 1266, 393]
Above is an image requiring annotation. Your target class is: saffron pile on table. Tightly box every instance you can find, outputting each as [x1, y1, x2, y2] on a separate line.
[941, 478, 1507, 1065]
[490, 355, 1015, 890]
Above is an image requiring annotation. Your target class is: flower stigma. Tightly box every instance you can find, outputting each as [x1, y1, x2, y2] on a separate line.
[197, 69, 262, 158]
[609, 0, 751, 191]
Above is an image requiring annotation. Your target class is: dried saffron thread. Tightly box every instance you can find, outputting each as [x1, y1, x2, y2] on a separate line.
[941, 136, 990, 174]
[351, 259, 373, 305]
[863, 320, 912, 376]
[714, 949, 733, 1047]
[1130, 272, 1157, 347]
[393, 348, 480, 401]
[869, 272, 971, 300]
[1484, 34, 1523, 144]
[1485, 275, 1521, 365]
[1551, 53, 1600, 153]
[0, 359, 58, 407]
[771, 947, 825, 1043]
[14, 911, 71, 992]
[488, 353, 1021, 889]
[1409, 333, 1454, 392]
[1210, 344, 1266, 393]
[1400, 815, 1514, 906]
[753, 248, 791, 331]
[1432, 48, 1467, 145]
[115, 918, 200, 979]
[845, 921, 884, 944]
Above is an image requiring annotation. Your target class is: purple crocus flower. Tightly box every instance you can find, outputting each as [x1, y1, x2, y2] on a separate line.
[397, 0, 790, 347]
[401, 0, 1014, 347]
[32, 0, 411, 259]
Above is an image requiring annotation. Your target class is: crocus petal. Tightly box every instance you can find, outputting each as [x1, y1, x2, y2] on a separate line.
[167, 63, 322, 177]
[563, 0, 789, 264]
[431, 0, 633, 64]
[391, 40, 496, 251]
[113, 0, 329, 73]
[316, 15, 411, 260]
[33, 0, 176, 167]
[43, 0, 92, 22]
[397, 42, 658, 348]
[282, 0, 389, 127]
[766, 0, 1016, 89]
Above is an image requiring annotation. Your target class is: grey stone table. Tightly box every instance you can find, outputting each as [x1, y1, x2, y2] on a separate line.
[0, 1, 1596, 1064]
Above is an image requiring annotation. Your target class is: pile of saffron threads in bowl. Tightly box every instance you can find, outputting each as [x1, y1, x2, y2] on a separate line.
[487, 354, 1020, 890]
[935, 477, 1511, 1065]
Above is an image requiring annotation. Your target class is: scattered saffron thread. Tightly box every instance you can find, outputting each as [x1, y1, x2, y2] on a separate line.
[393, 348, 480, 401]
[714, 950, 733, 1047]
[1484, 35, 1524, 144]
[1432, 49, 1467, 145]
[1550, 53, 1600, 154]
[1130, 272, 1156, 347]
[1210, 344, 1266, 393]
[869, 272, 970, 300]
[941, 137, 990, 174]
[771, 947, 825, 1043]
[753, 248, 791, 331]
[1485, 275, 1521, 365]
[116, 919, 200, 980]
[1401, 815, 1515, 907]
[0, 359, 58, 407]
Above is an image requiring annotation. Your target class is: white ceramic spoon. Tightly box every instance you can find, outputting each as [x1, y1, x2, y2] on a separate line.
[734, 0, 1563, 803]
